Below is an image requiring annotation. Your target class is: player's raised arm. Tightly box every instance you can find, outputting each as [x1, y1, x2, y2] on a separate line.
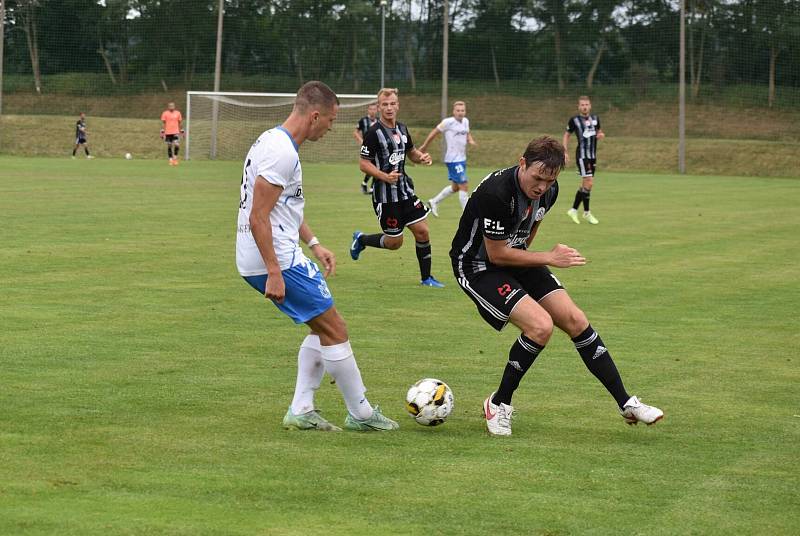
[249, 177, 285, 302]
[561, 130, 571, 164]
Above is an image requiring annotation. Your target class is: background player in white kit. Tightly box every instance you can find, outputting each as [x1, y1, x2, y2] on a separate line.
[236, 81, 398, 432]
[419, 101, 477, 216]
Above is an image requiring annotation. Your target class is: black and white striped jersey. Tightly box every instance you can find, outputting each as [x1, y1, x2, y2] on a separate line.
[566, 114, 601, 160]
[450, 166, 559, 278]
[357, 116, 377, 139]
[360, 121, 416, 203]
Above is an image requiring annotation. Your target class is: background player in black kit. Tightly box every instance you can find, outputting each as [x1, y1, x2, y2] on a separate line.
[450, 136, 662, 436]
[563, 96, 604, 225]
[350, 88, 445, 288]
[71, 112, 93, 159]
[353, 102, 378, 195]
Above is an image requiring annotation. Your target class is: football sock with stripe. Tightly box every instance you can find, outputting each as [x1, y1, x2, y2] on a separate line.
[582, 189, 591, 211]
[415, 241, 432, 280]
[359, 233, 384, 248]
[320, 341, 373, 420]
[290, 334, 325, 415]
[492, 334, 544, 406]
[572, 325, 630, 408]
[572, 189, 584, 210]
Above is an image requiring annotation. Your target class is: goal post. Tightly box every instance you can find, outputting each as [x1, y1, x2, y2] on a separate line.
[185, 91, 377, 162]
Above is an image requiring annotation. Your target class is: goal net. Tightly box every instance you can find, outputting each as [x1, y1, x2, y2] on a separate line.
[185, 91, 377, 162]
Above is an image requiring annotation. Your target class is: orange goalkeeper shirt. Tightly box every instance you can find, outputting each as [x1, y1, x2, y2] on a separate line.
[161, 110, 183, 135]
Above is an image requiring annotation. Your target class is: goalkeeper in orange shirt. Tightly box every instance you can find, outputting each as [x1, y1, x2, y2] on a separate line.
[160, 102, 184, 166]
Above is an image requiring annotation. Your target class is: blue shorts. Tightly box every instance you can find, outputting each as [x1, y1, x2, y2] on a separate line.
[446, 162, 468, 184]
[243, 260, 334, 324]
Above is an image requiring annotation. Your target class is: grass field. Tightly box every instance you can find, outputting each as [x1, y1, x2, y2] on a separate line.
[1, 157, 799, 535]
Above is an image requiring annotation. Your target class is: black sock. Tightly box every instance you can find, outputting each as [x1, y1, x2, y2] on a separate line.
[359, 233, 383, 248]
[572, 189, 583, 210]
[572, 325, 630, 408]
[415, 240, 432, 280]
[492, 334, 544, 406]
[84, 147, 90, 156]
[362, 175, 370, 186]
[174, 145, 179, 156]
[72, 148, 77, 156]
[582, 189, 591, 211]
[167, 146, 173, 159]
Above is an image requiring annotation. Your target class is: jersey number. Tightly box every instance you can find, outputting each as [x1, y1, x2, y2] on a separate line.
[239, 158, 251, 209]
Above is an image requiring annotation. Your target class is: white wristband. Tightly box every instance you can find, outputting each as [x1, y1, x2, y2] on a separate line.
[307, 237, 320, 248]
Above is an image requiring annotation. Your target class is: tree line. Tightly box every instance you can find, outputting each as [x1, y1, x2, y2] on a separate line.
[2, 0, 799, 106]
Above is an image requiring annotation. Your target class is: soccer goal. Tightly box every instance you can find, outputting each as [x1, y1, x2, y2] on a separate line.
[185, 91, 377, 162]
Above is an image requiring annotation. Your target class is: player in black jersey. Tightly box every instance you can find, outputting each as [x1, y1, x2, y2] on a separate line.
[350, 88, 445, 288]
[563, 96, 604, 225]
[71, 112, 93, 159]
[450, 136, 663, 436]
[353, 102, 378, 195]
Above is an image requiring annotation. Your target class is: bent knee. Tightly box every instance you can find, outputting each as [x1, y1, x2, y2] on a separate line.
[383, 235, 403, 249]
[520, 311, 554, 344]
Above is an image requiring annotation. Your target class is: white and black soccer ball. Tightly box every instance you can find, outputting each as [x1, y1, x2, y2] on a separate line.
[405, 378, 454, 426]
[124, 152, 133, 160]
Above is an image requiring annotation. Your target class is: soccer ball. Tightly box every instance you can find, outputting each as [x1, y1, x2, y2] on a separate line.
[124, 153, 132, 160]
[405, 378, 454, 426]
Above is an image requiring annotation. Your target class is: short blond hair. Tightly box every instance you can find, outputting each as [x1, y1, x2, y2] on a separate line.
[578, 95, 591, 102]
[452, 100, 466, 108]
[377, 87, 399, 100]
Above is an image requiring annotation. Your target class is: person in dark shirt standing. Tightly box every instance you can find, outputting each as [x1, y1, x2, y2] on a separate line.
[563, 96, 604, 225]
[72, 112, 93, 159]
[451, 136, 663, 436]
[350, 88, 445, 288]
[353, 102, 378, 195]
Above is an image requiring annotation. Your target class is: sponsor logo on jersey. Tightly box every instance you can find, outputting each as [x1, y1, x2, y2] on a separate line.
[484, 218, 504, 233]
[293, 186, 303, 198]
[360, 145, 370, 156]
[388, 152, 404, 166]
[535, 207, 546, 221]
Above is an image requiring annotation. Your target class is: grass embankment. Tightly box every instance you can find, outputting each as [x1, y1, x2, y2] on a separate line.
[1, 111, 797, 177]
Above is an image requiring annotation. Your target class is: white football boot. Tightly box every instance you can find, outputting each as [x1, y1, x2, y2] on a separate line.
[620, 396, 664, 425]
[483, 393, 513, 436]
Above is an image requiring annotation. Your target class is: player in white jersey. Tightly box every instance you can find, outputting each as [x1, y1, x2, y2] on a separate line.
[419, 101, 477, 216]
[236, 81, 399, 433]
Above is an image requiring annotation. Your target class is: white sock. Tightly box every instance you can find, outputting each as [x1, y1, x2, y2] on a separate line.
[458, 190, 469, 209]
[320, 340, 373, 420]
[290, 334, 325, 415]
[432, 185, 455, 204]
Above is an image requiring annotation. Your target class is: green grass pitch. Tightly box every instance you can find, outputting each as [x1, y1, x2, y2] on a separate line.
[1, 156, 798, 535]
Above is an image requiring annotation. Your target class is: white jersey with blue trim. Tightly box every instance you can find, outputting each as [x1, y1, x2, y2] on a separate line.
[437, 116, 470, 163]
[237, 126, 306, 276]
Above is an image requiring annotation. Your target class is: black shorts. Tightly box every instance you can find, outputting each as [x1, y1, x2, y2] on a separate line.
[577, 158, 596, 177]
[455, 267, 565, 331]
[75, 137, 87, 145]
[373, 196, 429, 237]
[165, 134, 181, 144]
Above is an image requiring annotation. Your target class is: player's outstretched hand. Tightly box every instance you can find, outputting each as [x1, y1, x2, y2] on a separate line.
[160, 129, 166, 140]
[265, 272, 286, 303]
[384, 170, 401, 184]
[548, 243, 586, 268]
[419, 143, 428, 153]
[597, 131, 605, 140]
[419, 152, 433, 166]
[312, 245, 336, 278]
